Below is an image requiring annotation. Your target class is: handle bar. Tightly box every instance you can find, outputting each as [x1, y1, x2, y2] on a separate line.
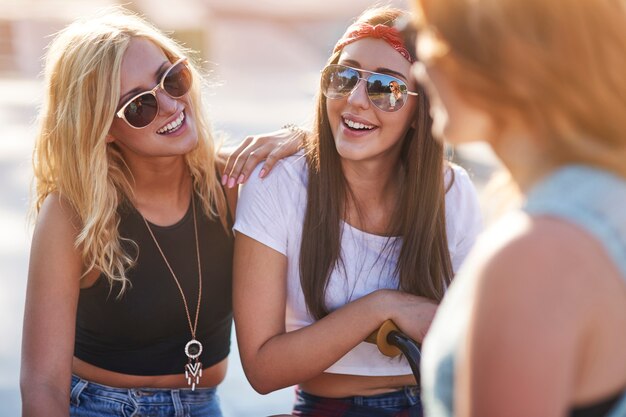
[365, 319, 421, 381]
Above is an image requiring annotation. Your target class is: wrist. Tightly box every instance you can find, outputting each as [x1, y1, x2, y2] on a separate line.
[281, 123, 307, 148]
[368, 289, 395, 323]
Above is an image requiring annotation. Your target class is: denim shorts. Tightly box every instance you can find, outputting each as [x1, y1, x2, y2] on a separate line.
[70, 375, 222, 417]
[293, 386, 422, 417]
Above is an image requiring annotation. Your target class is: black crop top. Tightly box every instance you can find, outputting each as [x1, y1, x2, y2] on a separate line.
[570, 391, 624, 417]
[74, 194, 233, 375]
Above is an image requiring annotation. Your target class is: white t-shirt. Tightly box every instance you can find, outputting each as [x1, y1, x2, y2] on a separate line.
[234, 153, 482, 376]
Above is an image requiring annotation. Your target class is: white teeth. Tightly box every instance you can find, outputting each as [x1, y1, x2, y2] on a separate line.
[157, 112, 185, 134]
[343, 117, 374, 130]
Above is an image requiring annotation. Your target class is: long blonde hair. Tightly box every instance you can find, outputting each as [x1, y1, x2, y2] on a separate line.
[413, 0, 626, 176]
[33, 9, 227, 292]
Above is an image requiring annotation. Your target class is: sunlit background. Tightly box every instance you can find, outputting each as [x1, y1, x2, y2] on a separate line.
[0, 0, 499, 415]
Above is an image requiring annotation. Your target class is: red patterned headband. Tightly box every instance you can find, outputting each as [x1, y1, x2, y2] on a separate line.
[334, 23, 414, 63]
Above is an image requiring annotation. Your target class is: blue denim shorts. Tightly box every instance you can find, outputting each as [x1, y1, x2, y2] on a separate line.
[293, 386, 422, 417]
[70, 375, 222, 417]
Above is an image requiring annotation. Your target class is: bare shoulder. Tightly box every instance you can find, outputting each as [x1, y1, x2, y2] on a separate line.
[483, 212, 614, 279]
[457, 211, 625, 416]
[36, 192, 81, 232]
[472, 211, 613, 320]
[30, 192, 83, 275]
[37, 192, 80, 224]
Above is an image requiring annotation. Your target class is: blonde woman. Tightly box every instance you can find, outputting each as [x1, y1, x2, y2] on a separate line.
[410, 0, 626, 416]
[21, 10, 299, 417]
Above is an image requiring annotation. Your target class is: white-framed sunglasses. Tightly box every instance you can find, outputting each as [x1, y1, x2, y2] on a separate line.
[116, 57, 192, 129]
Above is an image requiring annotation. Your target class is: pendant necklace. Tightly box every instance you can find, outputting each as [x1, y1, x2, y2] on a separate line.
[142, 192, 203, 390]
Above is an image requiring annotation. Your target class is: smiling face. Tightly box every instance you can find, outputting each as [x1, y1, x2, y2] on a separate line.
[108, 37, 198, 160]
[326, 37, 417, 167]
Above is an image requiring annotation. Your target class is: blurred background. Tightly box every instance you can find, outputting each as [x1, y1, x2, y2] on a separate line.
[0, 0, 499, 415]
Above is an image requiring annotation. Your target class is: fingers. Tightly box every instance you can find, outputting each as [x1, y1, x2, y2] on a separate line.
[259, 152, 277, 179]
[222, 126, 305, 187]
[231, 144, 273, 187]
[222, 136, 253, 185]
[259, 139, 298, 179]
[223, 135, 280, 188]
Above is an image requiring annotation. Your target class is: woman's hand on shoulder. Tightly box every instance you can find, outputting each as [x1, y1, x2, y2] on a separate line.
[219, 125, 307, 189]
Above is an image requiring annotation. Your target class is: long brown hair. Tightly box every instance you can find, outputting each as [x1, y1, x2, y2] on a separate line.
[300, 6, 454, 320]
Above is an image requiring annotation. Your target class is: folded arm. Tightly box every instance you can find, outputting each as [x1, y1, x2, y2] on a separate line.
[233, 233, 437, 394]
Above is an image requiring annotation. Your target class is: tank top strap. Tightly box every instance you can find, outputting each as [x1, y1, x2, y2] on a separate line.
[523, 165, 626, 280]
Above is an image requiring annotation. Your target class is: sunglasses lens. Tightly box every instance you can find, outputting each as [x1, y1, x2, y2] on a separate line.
[321, 65, 410, 112]
[163, 61, 192, 98]
[322, 65, 358, 99]
[124, 93, 158, 128]
[367, 74, 408, 112]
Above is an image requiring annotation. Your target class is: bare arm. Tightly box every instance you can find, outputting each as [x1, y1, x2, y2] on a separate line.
[21, 194, 83, 416]
[385, 293, 438, 344]
[233, 233, 435, 394]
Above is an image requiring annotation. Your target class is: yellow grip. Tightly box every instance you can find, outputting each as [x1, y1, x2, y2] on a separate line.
[365, 319, 402, 357]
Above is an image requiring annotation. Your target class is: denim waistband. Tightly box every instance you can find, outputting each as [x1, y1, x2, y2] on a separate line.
[296, 385, 420, 408]
[70, 374, 217, 405]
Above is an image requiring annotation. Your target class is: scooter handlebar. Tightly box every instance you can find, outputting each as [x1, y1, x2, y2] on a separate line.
[365, 319, 422, 381]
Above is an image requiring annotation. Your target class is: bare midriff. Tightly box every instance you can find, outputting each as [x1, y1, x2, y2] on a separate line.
[299, 372, 416, 398]
[72, 356, 228, 389]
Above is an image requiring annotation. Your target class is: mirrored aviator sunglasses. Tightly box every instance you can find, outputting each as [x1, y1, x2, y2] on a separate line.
[321, 64, 418, 112]
[116, 57, 193, 129]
